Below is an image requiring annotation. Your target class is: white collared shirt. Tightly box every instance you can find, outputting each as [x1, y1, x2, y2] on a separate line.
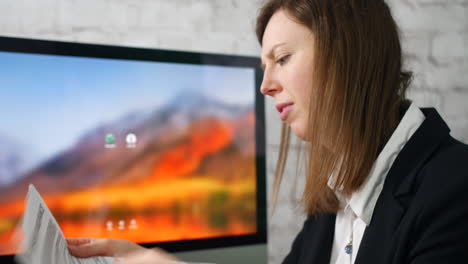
[329, 103, 426, 264]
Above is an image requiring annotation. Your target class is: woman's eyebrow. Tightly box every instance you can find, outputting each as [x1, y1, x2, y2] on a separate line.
[261, 42, 287, 70]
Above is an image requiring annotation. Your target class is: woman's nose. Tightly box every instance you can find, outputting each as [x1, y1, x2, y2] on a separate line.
[260, 73, 281, 96]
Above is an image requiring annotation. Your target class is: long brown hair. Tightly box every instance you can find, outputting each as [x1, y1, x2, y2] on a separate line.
[256, 0, 412, 215]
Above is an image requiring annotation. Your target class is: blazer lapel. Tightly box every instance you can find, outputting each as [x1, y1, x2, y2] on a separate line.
[303, 213, 336, 264]
[354, 108, 451, 264]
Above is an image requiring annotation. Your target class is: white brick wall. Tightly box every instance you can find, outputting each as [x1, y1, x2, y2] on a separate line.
[0, 0, 261, 55]
[1, 0, 467, 263]
[388, 0, 468, 144]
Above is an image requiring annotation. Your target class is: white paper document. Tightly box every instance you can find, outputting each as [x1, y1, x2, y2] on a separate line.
[15, 184, 115, 264]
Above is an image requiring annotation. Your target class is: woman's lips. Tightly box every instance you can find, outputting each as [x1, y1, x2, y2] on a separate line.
[280, 104, 294, 121]
[276, 102, 294, 121]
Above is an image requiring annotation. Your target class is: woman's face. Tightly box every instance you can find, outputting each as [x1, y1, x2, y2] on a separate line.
[260, 9, 316, 140]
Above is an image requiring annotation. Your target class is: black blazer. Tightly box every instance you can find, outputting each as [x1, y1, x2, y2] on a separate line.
[282, 108, 468, 264]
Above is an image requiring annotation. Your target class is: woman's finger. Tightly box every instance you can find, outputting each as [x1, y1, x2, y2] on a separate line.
[66, 237, 93, 246]
[67, 238, 110, 258]
[67, 238, 146, 259]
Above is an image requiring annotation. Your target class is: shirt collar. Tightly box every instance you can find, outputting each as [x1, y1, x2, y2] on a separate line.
[331, 102, 425, 225]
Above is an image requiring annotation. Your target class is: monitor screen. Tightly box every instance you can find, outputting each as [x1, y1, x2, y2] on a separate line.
[0, 36, 266, 260]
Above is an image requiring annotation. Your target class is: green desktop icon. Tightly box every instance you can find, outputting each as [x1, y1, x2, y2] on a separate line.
[105, 134, 115, 144]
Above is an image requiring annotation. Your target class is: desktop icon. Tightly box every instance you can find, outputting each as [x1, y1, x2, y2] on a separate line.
[118, 220, 125, 230]
[129, 219, 138, 230]
[106, 220, 113, 231]
[105, 133, 116, 148]
[126, 133, 137, 148]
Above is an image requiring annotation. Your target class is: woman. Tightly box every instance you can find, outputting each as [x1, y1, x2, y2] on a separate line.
[68, 0, 468, 263]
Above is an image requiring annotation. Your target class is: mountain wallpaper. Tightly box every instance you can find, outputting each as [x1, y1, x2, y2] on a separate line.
[0, 50, 258, 255]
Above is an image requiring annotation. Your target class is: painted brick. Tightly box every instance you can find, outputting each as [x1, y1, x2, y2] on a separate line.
[411, 0, 468, 5]
[125, 2, 160, 30]
[120, 29, 159, 48]
[389, 3, 468, 32]
[66, 0, 108, 30]
[267, 145, 305, 204]
[442, 92, 468, 119]
[423, 62, 468, 90]
[407, 88, 443, 110]
[447, 119, 468, 144]
[268, 201, 305, 264]
[20, 0, 60, 34]
[72, 29, 122, 45]
[265, 97, 282, 147]
[404, 58, 428, 90]
[431, 32, 467, 65]
[401, 31, 431, 59]
[0, 1, 23, 34]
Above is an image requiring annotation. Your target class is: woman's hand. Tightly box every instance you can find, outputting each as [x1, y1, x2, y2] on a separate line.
[114, 247, 180, 264]
[66, 237, 179, 264]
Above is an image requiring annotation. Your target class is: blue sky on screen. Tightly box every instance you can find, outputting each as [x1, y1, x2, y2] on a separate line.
[0, 51, 255, 161]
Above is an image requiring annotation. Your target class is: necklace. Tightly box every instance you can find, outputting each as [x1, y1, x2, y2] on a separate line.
[345, 211, 355, 256]
[345, 237, 353, 255]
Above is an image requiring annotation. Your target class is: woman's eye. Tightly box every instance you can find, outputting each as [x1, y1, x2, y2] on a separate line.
[276, 55, 290, 65]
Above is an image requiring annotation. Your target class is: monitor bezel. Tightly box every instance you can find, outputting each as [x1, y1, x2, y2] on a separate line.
[0, 36, 267, 261]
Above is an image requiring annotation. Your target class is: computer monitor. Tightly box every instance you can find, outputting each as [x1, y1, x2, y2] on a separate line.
[0, 36, 267, 263]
